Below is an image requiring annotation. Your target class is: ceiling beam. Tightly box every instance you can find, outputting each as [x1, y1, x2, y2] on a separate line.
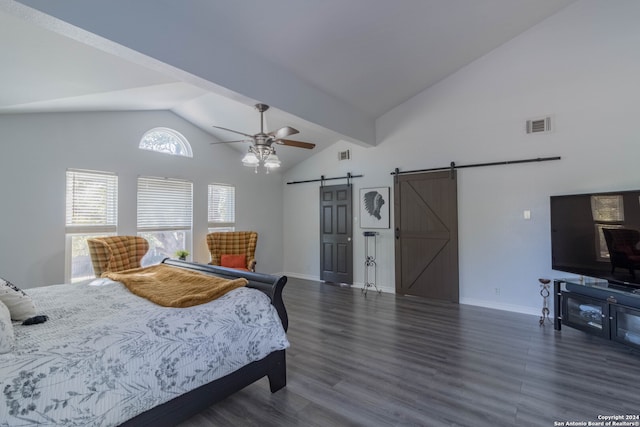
[8, 0, 375, 146]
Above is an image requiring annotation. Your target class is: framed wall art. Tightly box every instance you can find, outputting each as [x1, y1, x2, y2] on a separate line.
[360, 187, 390, 229]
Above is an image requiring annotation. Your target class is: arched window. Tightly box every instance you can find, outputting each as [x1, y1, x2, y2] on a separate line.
[139, 127, 192, 158]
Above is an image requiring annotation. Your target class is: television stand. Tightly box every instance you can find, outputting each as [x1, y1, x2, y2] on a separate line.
[554, 278, 640, 350]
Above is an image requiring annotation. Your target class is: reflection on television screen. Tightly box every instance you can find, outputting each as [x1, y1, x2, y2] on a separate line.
[551, 189, 640, 288]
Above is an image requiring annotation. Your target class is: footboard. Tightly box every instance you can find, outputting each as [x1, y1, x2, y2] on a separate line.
[120, 259, 289, 426]
[161, 258, 288, 330]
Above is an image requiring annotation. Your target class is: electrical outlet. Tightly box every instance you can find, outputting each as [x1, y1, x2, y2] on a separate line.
[494, 287, 501, 295]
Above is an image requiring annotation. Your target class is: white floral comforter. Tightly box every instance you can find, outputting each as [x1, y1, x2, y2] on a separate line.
[0, 279, 289, 427]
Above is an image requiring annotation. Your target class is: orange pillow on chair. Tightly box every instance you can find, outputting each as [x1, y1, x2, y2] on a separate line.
[221, 254, 247, 269]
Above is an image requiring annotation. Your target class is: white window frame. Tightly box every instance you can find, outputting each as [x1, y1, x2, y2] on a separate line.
[64, 169, 118, 282]
[137, 176, 193, 265]
[139, 127, 193, 158]
[208, 183, 236, 232]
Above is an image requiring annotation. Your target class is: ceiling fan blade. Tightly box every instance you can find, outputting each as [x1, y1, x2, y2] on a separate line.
[211, 125, 254, 139]
[276, 139, 316, 149]
[210, 139, 252, 145]
[269, 126, 299, 139]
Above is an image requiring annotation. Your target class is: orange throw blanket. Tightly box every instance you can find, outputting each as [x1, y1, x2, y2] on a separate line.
[103, 264, 248, 308]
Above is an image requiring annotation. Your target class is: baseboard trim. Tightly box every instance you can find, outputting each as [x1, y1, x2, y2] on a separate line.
[281, 272, 320, 282]
[281, 274, 539, 316]
[460, 297, 539, 317]
[282, 273, 395, 294]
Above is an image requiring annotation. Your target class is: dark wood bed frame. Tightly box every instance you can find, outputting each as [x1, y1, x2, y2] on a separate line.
[119, 259, 289, 427]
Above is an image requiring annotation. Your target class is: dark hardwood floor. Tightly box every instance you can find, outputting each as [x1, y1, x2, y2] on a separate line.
[178, 278, 640, 427]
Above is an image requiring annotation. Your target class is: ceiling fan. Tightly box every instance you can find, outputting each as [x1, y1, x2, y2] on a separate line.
[210, 103, 315, 172]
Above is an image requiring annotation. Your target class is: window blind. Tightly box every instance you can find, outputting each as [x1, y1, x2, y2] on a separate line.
[65, 169, 117, 233]
[208, 184, 235, 228]
[137, 176, 193, 230]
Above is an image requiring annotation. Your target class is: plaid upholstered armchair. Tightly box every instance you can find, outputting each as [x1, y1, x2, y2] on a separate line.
[87, 236, 149, 277]
[206, 231, 258, 272]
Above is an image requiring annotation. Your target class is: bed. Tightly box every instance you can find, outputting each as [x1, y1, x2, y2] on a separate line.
[0, 259, 289, 427]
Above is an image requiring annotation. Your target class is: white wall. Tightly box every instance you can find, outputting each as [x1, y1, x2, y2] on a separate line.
[0, 110, 284, 288]
[283, 0, 640, 315]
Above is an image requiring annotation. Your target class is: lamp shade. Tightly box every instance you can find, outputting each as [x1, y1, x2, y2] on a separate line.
[264, 153, 281, 169]
[242, 151, 259, 166]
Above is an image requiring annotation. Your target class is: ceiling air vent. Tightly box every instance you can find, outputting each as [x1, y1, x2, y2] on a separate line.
[526, 116, 552, 134]
[338, 150, 350, 161]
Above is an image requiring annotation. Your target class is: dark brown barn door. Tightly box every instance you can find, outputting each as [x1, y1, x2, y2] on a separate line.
[394, 171, 458, 301]
[320, 184, 353, 284]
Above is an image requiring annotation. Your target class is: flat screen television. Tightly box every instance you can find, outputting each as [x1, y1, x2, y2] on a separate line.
[551, 189, 640, 288]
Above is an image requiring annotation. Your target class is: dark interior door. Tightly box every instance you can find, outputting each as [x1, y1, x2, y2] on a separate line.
[394, 171, 458, 301]
[320, 184, 353, 284]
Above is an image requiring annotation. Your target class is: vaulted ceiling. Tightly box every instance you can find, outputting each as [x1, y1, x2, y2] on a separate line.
[0, 0, 577, 170]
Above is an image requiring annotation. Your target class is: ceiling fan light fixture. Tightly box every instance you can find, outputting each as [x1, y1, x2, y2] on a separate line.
[211, 103, 315, 174]
[242, 151, 259, 166]
[264, 152, 281, 169]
